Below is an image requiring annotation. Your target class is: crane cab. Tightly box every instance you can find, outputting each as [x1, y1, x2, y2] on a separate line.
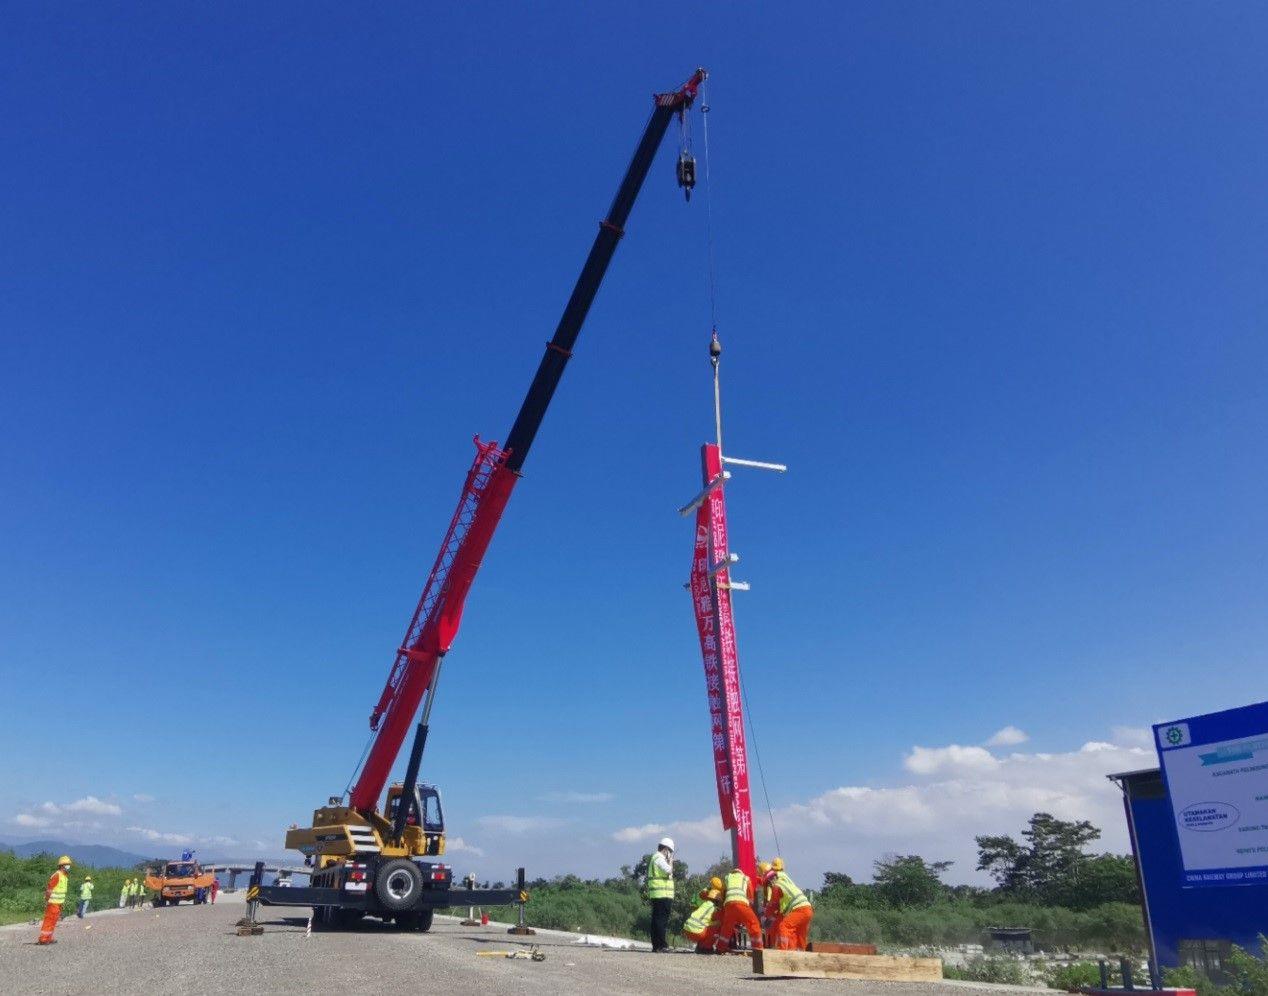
[384, 782, 445, 856]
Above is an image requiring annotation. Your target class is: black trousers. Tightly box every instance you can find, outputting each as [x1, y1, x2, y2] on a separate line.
[650, 897, 671, 951]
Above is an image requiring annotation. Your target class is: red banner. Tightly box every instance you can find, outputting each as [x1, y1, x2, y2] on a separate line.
[689, 443, 756, 878]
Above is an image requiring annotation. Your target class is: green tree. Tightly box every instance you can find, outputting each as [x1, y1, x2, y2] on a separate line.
[976, 812, 1120, 907]
[871, 854, 952, 909]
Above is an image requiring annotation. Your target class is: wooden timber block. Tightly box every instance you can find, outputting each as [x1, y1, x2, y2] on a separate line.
[752, 949, 942, 982]
[808, 941, 878, 955]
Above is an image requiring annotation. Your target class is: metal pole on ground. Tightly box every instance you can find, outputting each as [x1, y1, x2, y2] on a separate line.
[507, 868, 534, 936]
[236, 861, 265, 936]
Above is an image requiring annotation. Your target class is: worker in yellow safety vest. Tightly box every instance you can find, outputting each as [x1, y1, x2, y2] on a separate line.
[681, 888, 723, 951]
[37, 855, 72, 944]
[133, 877, 146, 909]
[715, 867, 763, 953]
[762, 858, 813, 950]
[644, 837, 675, 952]
[76, 875, 94, 918]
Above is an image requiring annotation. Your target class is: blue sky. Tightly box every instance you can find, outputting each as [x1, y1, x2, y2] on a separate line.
[2, 3, 1266, 883]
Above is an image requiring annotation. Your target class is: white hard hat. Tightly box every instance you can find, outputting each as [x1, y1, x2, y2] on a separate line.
[659, 837, 675, 851]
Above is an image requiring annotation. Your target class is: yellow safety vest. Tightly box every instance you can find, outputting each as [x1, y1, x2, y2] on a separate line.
[646, 854, 674, 900]
[79, 881, 94, 901]
[773, 871, 809, 914]
[48, 870, 68, 905]
[723, 870, 750, 906]
[684, 898, 717, 934]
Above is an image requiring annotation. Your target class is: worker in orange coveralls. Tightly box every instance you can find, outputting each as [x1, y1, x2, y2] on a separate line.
[763, 858, 813, 950]
[681, 888, 723, 951]
[715, 867, 763, 953]
[37, 855, 73, 945]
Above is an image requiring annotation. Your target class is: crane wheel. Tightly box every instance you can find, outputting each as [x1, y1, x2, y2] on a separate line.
[374, 859, 423, 912]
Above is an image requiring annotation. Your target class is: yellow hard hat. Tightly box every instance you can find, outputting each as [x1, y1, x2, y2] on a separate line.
[57, 855, 72, 866]
[772, 857, 784, 872]
[710, 876, 723, 891]
[758, 861, 772, 875]
[85, 875, 93, 882]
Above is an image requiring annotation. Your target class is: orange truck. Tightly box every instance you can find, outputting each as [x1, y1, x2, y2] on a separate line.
[145, 859, 216, 907]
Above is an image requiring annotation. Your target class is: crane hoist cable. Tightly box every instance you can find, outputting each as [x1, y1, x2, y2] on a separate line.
[698, 76, 783, 861]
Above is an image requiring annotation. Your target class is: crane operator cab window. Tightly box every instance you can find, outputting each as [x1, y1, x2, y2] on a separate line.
[386, 785, 445, 843]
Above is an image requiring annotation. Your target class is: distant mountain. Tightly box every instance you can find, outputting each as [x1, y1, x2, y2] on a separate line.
[3, 840, 151, 868]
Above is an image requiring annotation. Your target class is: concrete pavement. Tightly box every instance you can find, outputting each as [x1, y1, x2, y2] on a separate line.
[0, 899, 1049, 995]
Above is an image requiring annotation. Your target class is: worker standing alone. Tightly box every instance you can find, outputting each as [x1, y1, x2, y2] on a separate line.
[643, 837, 676, 952]
[763, 858, 813, 950]
[37, 855, 73, 945]
[210, 877, 219, 904]
[715, 866, 764, 953]
[76, 875, 94, 918]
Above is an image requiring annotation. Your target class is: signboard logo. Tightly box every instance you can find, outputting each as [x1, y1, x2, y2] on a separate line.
[1159, 723, 1191, 749]
[1180, 802, 1240, 833]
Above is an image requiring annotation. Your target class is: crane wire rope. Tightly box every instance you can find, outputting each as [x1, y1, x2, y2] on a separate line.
[698, 79, 783, 860]
[342, 729, 377, 802]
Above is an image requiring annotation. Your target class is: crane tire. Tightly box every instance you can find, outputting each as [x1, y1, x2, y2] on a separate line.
[374, 859, 422, 913]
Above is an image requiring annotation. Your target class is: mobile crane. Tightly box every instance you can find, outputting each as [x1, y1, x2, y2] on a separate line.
[253, 69, 707, 931]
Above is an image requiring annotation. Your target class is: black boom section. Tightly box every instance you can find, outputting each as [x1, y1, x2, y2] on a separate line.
[501, 101, 681, 473]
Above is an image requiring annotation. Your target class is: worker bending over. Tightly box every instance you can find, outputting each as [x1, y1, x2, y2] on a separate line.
[37, 855, 73, 945]
[681, 883, 723, 952]
[762, 858, 813, 950]
[715, 866, 764, 953]
[644, 837, 675, 952]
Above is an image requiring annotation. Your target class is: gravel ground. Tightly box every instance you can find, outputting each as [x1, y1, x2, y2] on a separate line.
[0, 899, 1050, 995]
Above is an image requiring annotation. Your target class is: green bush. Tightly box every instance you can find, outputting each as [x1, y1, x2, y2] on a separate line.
[1046, 961, 1104, 991]
[944, 956, 1031, 984]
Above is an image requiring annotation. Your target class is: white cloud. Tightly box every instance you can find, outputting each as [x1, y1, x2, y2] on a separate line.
[64, 796, 122, 817]
[475, 815, 566, 835]
[903, 744, 999, 775]
[205, 836, 239, 847]
[11, 813, 52, 829]
[612, 816, 726, 848]
[132, 794, 156, 803]
[538, 791, 615, 804]
[613, 733, 1154, 886]
[445, 837, 486, 857]
[127, 826, 195, 845]
[985, 726, 1029, 747]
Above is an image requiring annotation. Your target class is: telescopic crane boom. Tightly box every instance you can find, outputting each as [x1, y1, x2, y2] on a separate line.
[350, 68, 705, 818]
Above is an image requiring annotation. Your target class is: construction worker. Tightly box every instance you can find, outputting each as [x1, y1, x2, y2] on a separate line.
[757, 861, 779, 946]
[210, 877, 219, 904]
[763, 858, 813, 950]
[681, 888, 722, 952]
[119, 878, 130, 908]
[134, 877, 147, 909]
[643, 837, 675, 952]
[37, 855, 72, 945]
[715, 866, 763, 953]
[76, 875, 94, 918]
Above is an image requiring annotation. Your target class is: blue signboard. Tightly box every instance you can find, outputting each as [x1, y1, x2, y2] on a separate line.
[1154, 700, 1268, 888]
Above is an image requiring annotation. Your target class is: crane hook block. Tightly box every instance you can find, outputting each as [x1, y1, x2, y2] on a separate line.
[677, 151, 696, 200]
